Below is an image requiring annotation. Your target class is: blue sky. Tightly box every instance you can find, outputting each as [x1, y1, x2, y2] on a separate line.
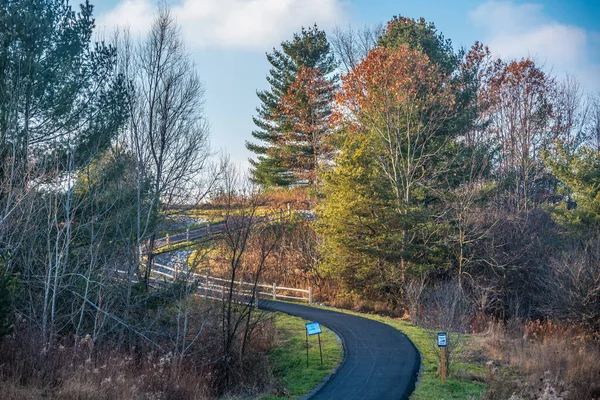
[93, 0, 600, 167]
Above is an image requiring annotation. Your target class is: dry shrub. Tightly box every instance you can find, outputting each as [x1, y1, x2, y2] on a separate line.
[263, 187, 313, 210]
[0, 307, 276, 399]
[322, 294, 404, 317]
[481, 320, 600, 400]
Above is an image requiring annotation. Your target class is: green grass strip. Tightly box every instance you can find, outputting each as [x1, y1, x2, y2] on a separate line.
[311, 306, 487, 400]
[263, 313, 343, 400]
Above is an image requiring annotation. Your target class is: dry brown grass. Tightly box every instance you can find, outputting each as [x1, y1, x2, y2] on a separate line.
[323, 295, 405, 317]
[262, 187, 313, 210]
[481, 320, 600, 400]
[0, 309, 277, 400]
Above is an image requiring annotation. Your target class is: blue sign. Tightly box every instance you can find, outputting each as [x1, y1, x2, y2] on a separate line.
[306, 321, 322, 336]
[438, 332, 447, 347]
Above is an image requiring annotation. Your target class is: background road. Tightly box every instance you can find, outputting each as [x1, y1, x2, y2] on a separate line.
[260, 300, 421, 400]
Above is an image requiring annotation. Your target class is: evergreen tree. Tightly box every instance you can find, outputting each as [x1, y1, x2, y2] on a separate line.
[246, 25, 336, 187]
[545, 144, 600, 230]
[274, 66, 334, 184]
[378, 16, 458, 74]
[0, 0, 127, 175]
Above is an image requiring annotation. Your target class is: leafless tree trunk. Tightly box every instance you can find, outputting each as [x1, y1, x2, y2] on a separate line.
[120, 7, 215, 291]
[586, 91, 600, 151]
[211, 166, 281, 391]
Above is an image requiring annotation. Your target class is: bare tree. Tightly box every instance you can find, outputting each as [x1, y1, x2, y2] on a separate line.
[586, 91, 600, 151]
[122, 8, 215, 290]
[331, 23, 383, 73]
[210, 166, 281, 393]
[553, 74, 588, 152]
[485, 59, 555, 212]
[417, 280, 472, 376]
[538, 242, 600, 331]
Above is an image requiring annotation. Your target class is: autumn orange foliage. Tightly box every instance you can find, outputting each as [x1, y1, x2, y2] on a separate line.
[334, 44, 454, 136]
[272, 66, 334, 184]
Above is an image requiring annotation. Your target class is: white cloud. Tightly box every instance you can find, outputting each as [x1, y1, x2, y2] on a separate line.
[97, 0, 154, 35]
[97, 0, 346, 50]
[470, 1, 600, 90]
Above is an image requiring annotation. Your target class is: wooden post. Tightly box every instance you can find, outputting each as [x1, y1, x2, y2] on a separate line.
[207, 223, 211, 235]
[441, 347, 446, 385]
[272, 282, 277, 300]
[487, 361, 494, 381]
[186, 227, 190, 242]
[308, 286, 313, 305]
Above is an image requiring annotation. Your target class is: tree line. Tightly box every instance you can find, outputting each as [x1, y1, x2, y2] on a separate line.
[0, 0, 599, 397]
[247, 17, 600, 331]
[0, 2, 282, 397]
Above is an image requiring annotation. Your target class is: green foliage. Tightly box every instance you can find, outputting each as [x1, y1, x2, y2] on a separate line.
[545, 145, 600, 230]
[319, 132, 388, 293]
[318, 130, 446, 302]
[378, 16, 458, 74]
[247, 25, 337, 187]
[0, 251, 16, 339]
[74, 147, 154, 250]
[0, 0, 127, 170]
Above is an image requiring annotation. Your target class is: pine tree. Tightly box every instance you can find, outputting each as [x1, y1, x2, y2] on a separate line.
[274, 66, 334, 185]
[0, 0, 127, 170]
[320, 42, 456, 302]
[378, 16, 458, 74]
[246, 25, 336, 187]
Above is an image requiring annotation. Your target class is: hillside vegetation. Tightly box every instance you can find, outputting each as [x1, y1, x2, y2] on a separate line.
[0, 1, 599, 399]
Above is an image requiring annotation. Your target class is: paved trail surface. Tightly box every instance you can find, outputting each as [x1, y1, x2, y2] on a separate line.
[260, 300, 420, 400]
[157, 225, 420, 399]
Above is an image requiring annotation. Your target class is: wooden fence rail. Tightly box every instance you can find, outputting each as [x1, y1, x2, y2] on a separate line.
[153, 262, 312, 304]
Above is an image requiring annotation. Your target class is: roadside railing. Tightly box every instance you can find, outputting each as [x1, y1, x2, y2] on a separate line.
[154, 208, 297, 252]
[153, 262, 312, 304]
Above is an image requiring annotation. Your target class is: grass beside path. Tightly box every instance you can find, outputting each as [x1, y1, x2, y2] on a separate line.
[313, 306, 487, 400]
[263, 313, 343, 400]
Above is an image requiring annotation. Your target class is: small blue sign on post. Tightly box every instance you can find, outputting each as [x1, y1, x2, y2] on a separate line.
[437, 332, 447, 347]
[305, 321, 323, 368]
[306, 321, 322, 336]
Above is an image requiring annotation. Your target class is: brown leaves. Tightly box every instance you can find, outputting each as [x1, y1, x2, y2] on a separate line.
[333, 44, 454, 133]
[269, 66, 335, 183]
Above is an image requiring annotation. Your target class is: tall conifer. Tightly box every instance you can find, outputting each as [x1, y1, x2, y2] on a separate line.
[246, 25, 336, 186]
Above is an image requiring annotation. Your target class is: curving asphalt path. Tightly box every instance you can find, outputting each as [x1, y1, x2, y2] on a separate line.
[157, 222, 420, 399]
[260, 300, 420, 400]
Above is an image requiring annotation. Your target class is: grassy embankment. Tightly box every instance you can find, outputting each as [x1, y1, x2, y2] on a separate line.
[172, 206, 486, 398]
[312, 306, 488, 400]
[263, 313, 343, 400]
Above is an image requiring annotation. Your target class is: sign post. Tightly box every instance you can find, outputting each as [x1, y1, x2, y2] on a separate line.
[305, 321, 323, 368]
[438, 332, 447, 385]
